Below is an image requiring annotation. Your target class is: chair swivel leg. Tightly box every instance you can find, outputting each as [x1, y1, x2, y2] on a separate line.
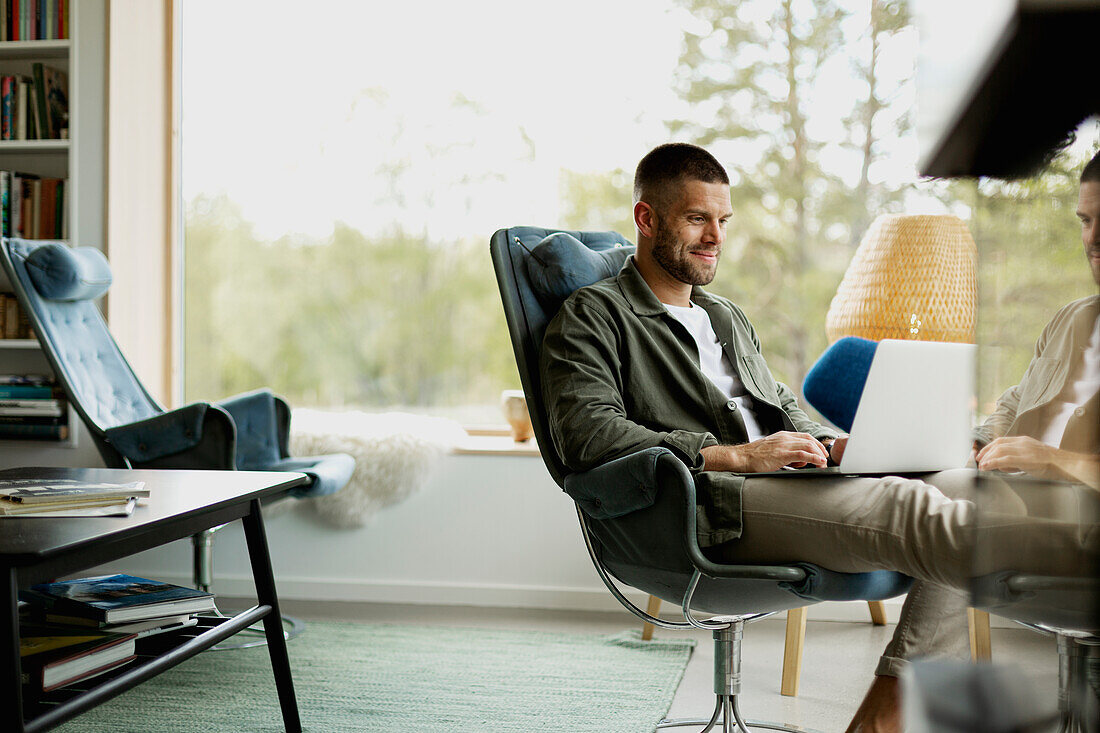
[1056, 634, 1100, 733]
[658, 619, 822, 733]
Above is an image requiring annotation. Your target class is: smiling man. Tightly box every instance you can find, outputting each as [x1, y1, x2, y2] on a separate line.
[540, 143, 994, 733]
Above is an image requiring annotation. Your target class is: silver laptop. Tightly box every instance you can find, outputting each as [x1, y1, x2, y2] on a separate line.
[756, 339, 977, 477]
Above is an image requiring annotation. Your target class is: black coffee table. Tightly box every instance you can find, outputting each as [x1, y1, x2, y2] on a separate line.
[0, 466, 308, 733]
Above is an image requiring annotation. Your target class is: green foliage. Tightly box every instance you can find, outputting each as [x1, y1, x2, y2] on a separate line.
[182, 3, 1094, 426]
[662, 0, 914, 391]
[184, 194, 517, 412]
[938, 150, 1098, 411]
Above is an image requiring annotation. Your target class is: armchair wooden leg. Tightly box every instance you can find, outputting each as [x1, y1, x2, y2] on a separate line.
[641, 595, 661, 641]
[867, 600, 888, 625]
[781, 606, 808, 697]
[968, 607, 992, 661]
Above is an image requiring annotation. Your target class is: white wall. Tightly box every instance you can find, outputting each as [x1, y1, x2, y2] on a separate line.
[85, 451, 918, 624]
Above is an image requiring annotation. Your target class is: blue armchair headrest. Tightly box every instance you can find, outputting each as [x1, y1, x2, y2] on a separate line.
[803, 336, 877, 433]
[26, 243, 112, 301]
[525, 232, 635, 309]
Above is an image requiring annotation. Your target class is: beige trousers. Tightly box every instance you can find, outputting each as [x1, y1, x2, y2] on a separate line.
[710, 469, 1027, 677]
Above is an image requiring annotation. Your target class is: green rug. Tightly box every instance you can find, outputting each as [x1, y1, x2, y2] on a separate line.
[56, 623, 696, 732]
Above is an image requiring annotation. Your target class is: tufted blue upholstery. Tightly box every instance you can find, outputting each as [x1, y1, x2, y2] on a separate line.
[0, 238, 354, 500]
[4, 238, 159, 431]
[491, 226, 912, 617]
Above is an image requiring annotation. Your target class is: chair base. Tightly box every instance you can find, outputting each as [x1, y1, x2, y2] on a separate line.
[655, 619, 823, 733]
[207, 609, 306, 651]
[1054, 632, 1099, 733]
[657, 694, 821, 732]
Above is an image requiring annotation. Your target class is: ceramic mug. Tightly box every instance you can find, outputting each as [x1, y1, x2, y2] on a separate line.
[500, 390, 534, 442]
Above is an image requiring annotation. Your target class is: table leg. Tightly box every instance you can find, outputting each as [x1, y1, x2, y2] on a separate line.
[2, 566, 25, 732]
[242, 499, 302, 733]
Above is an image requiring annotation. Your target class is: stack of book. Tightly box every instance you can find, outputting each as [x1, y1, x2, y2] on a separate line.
[0, 478, 148, 515]
[0, 294, 33, 338]
[19, 573, 215, 694]
[0, 171, 69, 239]
[0, 1, 70, 41]
[0, 374, 67, 441]
[0, 63, 69, 142]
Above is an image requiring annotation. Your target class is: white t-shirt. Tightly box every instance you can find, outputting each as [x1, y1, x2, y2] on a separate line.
[664, 302, 766, 442]
[1039, 314, 1100, 448]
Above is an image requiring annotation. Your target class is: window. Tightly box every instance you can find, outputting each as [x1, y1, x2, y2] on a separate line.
[181, 0, 1097, 424]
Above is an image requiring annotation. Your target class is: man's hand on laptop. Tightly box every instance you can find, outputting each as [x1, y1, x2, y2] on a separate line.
[976, 435, 1100, 488]
[975, 436, 1056, 476]
[828, 436, 848, 464]
[701, 432, 830, 472]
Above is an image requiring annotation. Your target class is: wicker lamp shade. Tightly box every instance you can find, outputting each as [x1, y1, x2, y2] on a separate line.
[825, 214, 977, 344]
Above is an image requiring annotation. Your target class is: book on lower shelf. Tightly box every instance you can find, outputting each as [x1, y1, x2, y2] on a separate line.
[19, 625, 137, 692]
[41, 612, 200, 638]
[0, 374, 69, 441]
[21, 574, 217, 624]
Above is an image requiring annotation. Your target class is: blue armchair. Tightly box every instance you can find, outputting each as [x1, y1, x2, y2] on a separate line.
[0, 238, 354, 637]
[491, 226, 912, 732]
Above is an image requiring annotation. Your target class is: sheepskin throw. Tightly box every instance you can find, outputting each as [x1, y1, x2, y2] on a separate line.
[290, 409, 466, 528]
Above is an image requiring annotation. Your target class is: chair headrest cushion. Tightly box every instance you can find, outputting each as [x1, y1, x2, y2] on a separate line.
[26, 243, 113, 301]
[525, 232, 635, 309]
[803, 336, 877, 433]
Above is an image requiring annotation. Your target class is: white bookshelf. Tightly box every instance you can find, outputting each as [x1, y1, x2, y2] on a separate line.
[0, 1, 106, 464]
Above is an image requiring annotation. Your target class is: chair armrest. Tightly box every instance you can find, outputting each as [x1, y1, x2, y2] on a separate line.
[216, 389, 289, 468]
[104, 403, 236, 469]
[568, 447, 806, 584]
[563, 447, 667, 519]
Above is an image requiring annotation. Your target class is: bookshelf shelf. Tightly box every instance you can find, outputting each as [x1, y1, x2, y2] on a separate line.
[0, 40, 70, 60]
[0, 4, 80, 456]
[0, 338, 38, 348]
[0, 139, 69, 152]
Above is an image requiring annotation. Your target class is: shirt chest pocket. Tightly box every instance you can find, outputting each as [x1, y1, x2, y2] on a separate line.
[739, 353, 779, 405]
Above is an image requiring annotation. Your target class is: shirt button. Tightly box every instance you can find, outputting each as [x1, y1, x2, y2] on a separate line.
[726, 399, 737, 410]
[1074, 407, 1085, 417]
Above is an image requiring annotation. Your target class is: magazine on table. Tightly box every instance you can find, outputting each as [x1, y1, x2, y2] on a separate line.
[0, 479, 147, 517]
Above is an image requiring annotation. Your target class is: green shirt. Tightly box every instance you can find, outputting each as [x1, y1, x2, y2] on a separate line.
[540, 256, 838, 546]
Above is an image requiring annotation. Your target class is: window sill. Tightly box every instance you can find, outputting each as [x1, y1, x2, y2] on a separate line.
[453, 432, 541, 457]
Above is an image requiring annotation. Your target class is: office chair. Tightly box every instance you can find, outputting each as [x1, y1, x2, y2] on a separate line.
[970, 476, 1100, 732]
[491, 226, 913, 732]
[0, 238, 355, 646]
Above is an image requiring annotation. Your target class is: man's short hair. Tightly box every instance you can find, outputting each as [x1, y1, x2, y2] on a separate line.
[1082, 150, 1100, 184]
[633, 143, 729, 212]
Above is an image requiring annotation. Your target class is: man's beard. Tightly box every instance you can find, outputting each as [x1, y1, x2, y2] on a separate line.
[651, 219, 719, 286]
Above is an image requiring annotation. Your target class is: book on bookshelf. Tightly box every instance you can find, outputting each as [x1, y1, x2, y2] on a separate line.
[0, 398, 64, 415]
[22, 574, 217, 624]
[0, 373, 53, 384]
[0, 1, 69, 42]
[0, 423, 67, 440]
[30, 63, 66, 140]
[19, 625, 136, 692]
[0, 383, 54, 398]
[1, 74, 12, 141]
[0, 172, 67, 240]
[0, 293, 37, 337]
